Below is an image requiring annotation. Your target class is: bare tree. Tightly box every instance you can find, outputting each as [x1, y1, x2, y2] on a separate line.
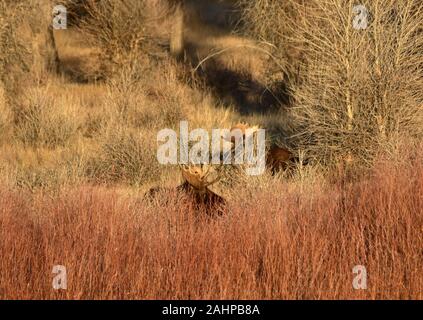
[170, 2, 184, 59]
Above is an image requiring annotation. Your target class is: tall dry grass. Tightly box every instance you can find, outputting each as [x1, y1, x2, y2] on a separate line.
[13, 86, 83, 148]
[0, 148, 422, 299]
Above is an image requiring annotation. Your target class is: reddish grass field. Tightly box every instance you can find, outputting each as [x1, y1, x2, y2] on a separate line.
[0, 156, 422, 300]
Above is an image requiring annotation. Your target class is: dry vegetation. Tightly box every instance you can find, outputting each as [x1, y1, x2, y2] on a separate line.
[239, 0, 423, 164]
[0, 0, 422, 299]
[0, 152, 422, 299]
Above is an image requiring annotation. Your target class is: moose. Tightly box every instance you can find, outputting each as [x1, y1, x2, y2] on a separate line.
[145, 164, 226, 216]
[146, 122, 306, 215]
[224, 123, 304, 173]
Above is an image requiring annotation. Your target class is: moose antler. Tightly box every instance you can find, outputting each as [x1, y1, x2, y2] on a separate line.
[180, 164, 221, 191]
[230, 122, 260, 134]
[222, 122, 260, 143]
[221, 122, 308, 174]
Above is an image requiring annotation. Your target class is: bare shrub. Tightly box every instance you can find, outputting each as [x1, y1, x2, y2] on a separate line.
[0, 1, 30, 93]
[78, 0, 171, 77]
[238, 0, 423, 166]
[13, 87, 82, 148]
[237, 0, 304, 79]
[0, 0, 59, 94]
[290, 1, 423, 165]
[87, 127, 161, 186]
[104, 60, 186, 130]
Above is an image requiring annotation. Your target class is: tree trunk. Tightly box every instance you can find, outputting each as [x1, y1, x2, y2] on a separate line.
[170, 3, 184, 59]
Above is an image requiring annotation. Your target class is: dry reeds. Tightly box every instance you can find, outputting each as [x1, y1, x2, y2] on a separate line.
[0, 147, 421, 299]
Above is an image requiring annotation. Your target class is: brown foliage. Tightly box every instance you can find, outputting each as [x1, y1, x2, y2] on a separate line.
[1, 152, 422, 299]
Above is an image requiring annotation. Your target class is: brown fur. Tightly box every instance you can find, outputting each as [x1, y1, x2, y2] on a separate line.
[266, 145, 294, 173]
[176, 181, 226, 216]
[225, 123, 306, 174]
[145, 165, 226, 216]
